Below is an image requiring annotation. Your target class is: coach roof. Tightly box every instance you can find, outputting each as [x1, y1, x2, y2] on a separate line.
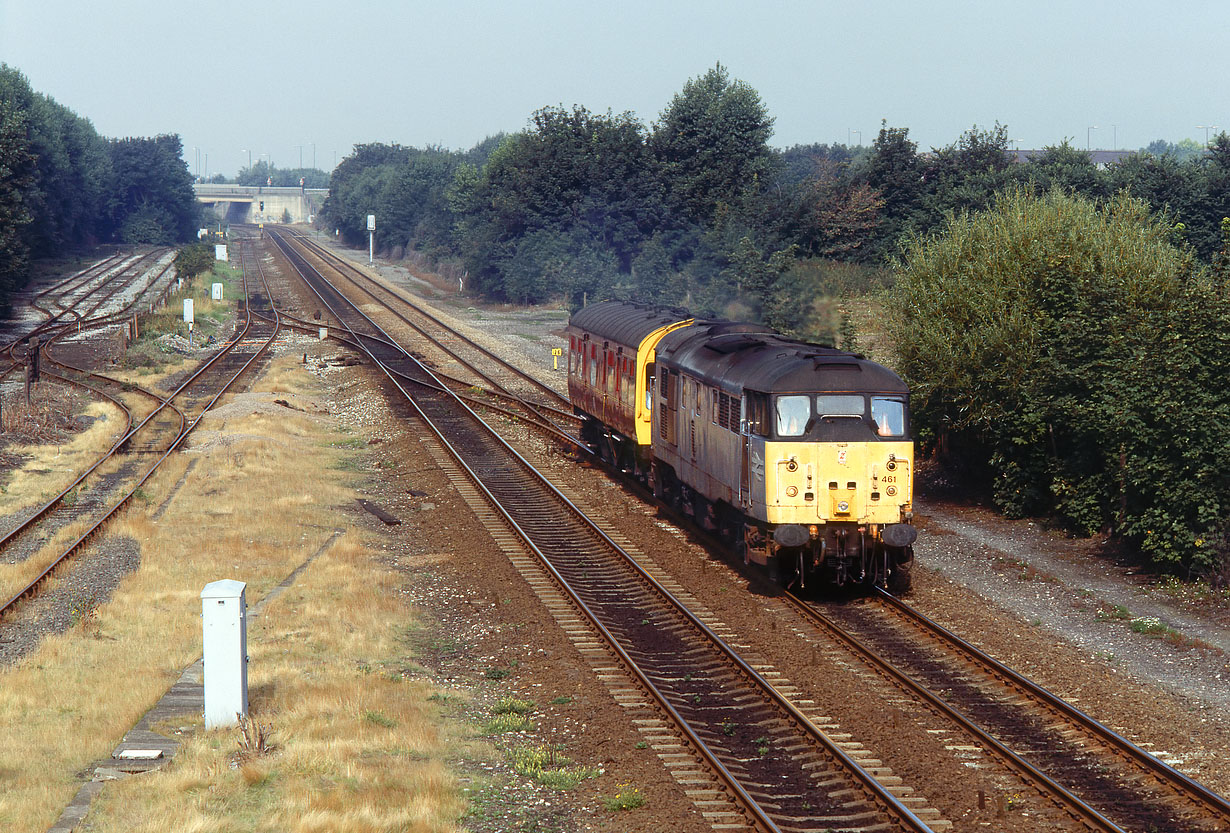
[568, 301, 690, 350]
[658, 322, 907, 396]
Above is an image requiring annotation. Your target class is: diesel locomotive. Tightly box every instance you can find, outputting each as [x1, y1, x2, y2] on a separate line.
[567, 300, 916, 593]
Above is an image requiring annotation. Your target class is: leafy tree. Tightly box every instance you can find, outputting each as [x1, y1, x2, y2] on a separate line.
[237, 160, 329, 188]
[782, 160, 883, 261]
[0, 66, 35, 314]
[777, 143, 864, 189]
[1108, 151, 1201, 223]
[174, 242, 215, 279]
[916, 124, 1013, 228]
[320, 143, 413, 243]
[458, 105, 662, 303]
[1144, 138, 1206, 163]
[863, 122, 923, 256]
[107, 134, 198, 243]
[1016, 141, 1108, 198]
[650, 63, 776, 227]
[1192, 132, 1230, 259]
[887, 187, 1230, 575]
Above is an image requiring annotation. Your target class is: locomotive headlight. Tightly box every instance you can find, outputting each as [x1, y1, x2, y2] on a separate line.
[837, 500, 850, 513]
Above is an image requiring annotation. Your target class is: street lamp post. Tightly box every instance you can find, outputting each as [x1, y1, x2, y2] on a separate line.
[852, 129, 862, 146]
[1087, 126, 1098, 151]
[242, 148, 251, 173]
[192, 147, 200, 180]
[1198, 125, 1220, 146]
[311, 142, 316, 171]
[296, 144, 304, 170]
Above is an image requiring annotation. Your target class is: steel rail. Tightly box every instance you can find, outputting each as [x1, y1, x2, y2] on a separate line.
[266, 234, 583, 445]
[786, 591, 1126, 832]
[872, 588, 1230, 822]
[275, 229, 574, 416]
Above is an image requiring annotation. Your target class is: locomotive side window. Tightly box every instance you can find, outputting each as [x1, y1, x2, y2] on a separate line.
[589, 345, 598, 387]
[871, 396, 906, 437]
[713, 392, 740, 431]
[776, 395, 811, 437]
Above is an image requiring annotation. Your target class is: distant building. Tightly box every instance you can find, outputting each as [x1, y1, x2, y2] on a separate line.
[1007, 149, 1138, 170]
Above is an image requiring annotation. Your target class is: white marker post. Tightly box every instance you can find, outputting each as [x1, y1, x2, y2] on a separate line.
[367, 213, 376, 265]
[184, 298, 195, 348]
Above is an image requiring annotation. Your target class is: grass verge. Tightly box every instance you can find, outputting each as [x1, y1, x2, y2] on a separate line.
[0, 353, 465, 832]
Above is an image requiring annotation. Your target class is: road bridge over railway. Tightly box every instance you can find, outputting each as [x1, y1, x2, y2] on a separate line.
[194, 184, 328, 225]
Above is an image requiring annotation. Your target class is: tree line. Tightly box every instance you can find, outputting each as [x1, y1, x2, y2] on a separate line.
[321, 65, 1230, 337]
[0, 64, 198, 315]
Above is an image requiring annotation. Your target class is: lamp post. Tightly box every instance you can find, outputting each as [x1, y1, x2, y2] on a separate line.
[852, 129, 862, 146]
[1198, 125, 1220, 146]
[296, 144, 304, 170]
[242, 148, 251, 174]
[1086, 126, 1098, 151]
[311, 142, 316, 171]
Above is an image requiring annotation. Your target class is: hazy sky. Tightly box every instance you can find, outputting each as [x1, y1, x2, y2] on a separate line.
[3, 0, 1228, 178]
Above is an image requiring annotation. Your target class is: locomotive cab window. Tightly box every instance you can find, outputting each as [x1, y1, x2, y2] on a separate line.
[816, 395, 865, 418]
[776, 395, 811, 437]
[871, 396, 906, 437]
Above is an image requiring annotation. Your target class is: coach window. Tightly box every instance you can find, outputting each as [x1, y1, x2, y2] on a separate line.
[776, 395, 811, 437]
[871, 397, 906, 437]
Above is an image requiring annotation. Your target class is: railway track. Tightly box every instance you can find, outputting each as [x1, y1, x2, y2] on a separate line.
[0, 239, 279, 625]
[787, 590, 1230, 832]
[267, 229, 583, 445]
[273, 233, 950, 832]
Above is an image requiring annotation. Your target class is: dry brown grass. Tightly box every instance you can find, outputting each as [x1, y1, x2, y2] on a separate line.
[0, 398, 123, 513]
[0, 353, 465, 833]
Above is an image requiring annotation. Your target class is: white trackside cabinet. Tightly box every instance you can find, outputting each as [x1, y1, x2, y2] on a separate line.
[201, 579, 248, 729]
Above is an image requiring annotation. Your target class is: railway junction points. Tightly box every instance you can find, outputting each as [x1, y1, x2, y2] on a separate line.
[0, 231, 1228, 833]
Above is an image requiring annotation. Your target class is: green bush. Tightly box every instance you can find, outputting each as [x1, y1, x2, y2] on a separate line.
[887, 187, 1230, 575]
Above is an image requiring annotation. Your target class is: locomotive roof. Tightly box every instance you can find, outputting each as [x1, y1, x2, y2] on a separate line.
[658, 321, 908, 396]
[567, 300, 690, 349]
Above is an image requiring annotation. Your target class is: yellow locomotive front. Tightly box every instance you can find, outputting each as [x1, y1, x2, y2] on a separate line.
[751, 391, 915, 591]
[652, 324, 916, 593]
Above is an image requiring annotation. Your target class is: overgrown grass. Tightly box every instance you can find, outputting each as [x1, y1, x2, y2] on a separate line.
[0, 396, 121, 508]
[509, 745, 597, 790]
[603, 782, 645, 811]
[0, 354, 467, 832]
[484, 713, 535, 734]
[122, 259, 239, 370]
